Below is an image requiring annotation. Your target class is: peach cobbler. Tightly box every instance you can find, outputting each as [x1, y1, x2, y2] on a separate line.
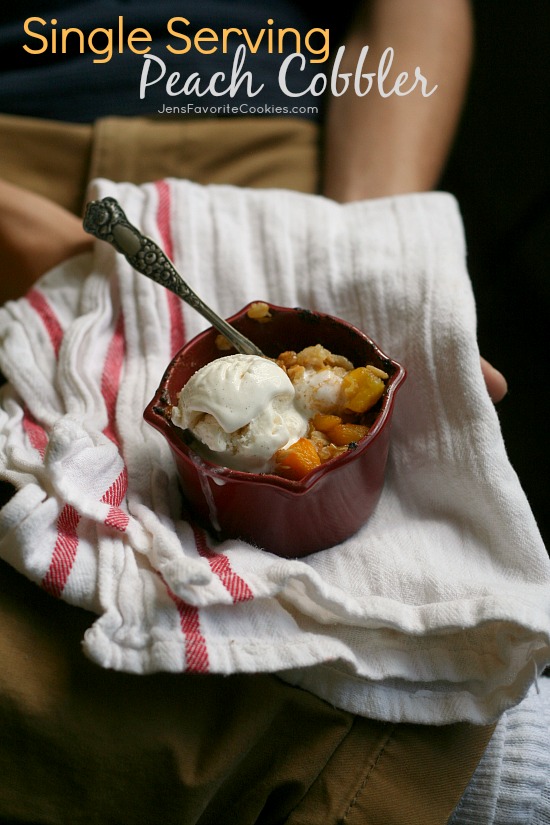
[172, 323, 388, 481]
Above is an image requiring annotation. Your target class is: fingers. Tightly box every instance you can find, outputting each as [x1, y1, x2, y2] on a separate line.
[480, 356, 508, 404]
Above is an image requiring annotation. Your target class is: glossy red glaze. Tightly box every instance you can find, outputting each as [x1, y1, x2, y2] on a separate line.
[144, 302, 406, 557]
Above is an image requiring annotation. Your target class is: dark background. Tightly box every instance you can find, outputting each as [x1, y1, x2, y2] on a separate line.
[440, 0, 549, 549]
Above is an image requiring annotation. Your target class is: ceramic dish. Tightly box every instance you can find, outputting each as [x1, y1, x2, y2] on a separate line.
[144, 302, 406, 557]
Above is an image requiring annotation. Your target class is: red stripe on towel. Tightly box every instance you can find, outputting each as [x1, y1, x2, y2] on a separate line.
[102, 467, 129, 532]
[101, 314, 130, 533]
[42, 504, 80, 598]
[155, 180, 174, 261]
[101, 313, 126, 443]
[192, 525, 254, 604]
[99, 315, 129, 532]
[165, 586, 210, 673]
[102, 467, 128, 507]
[207, 552, 254, 603]
[26, 289, 64, 357]
[154, 180, 186, 356]
[104, 506, 130, 532]
[22, 408, 48, 458]
[179, 602, 210, 673]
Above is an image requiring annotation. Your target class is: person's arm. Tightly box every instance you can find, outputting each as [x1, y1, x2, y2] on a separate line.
[0, 179, 92, 304]
[322, 0, 473, 201]
[321, 1, 506, 402]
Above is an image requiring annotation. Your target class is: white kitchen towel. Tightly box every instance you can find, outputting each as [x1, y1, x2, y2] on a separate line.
[0, 178, 549, 725]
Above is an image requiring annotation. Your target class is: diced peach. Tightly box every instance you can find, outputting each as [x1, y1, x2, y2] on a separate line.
[325, 422, 370, 446]
[274, 437, 321, 480]
[341, 367, 386, 413]
[311, 412, 342, 433]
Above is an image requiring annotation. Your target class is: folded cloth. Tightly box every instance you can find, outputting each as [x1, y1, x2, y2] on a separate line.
[1, 178, 549, 725]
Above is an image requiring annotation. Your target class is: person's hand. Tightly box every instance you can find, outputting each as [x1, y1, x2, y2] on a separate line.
[0, 179, 92, 304]
[480, 356, 507, 403]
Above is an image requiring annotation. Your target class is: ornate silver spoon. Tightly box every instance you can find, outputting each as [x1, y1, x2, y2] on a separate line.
[83, 196, 264, 358]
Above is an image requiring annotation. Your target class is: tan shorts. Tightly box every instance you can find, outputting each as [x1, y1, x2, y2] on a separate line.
[0, 111, 495, 824]
[0, 112, 320, 214]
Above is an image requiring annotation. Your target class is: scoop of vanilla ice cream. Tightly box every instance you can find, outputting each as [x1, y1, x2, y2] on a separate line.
[171, 354, 308, 472]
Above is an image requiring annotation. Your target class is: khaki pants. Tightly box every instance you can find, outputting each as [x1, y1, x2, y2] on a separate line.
[0, 112, 495, 824]
[0, 112, 320, 214]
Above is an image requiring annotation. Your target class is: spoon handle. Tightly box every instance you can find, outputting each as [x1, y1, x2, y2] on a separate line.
[83, 196, 264, 358]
